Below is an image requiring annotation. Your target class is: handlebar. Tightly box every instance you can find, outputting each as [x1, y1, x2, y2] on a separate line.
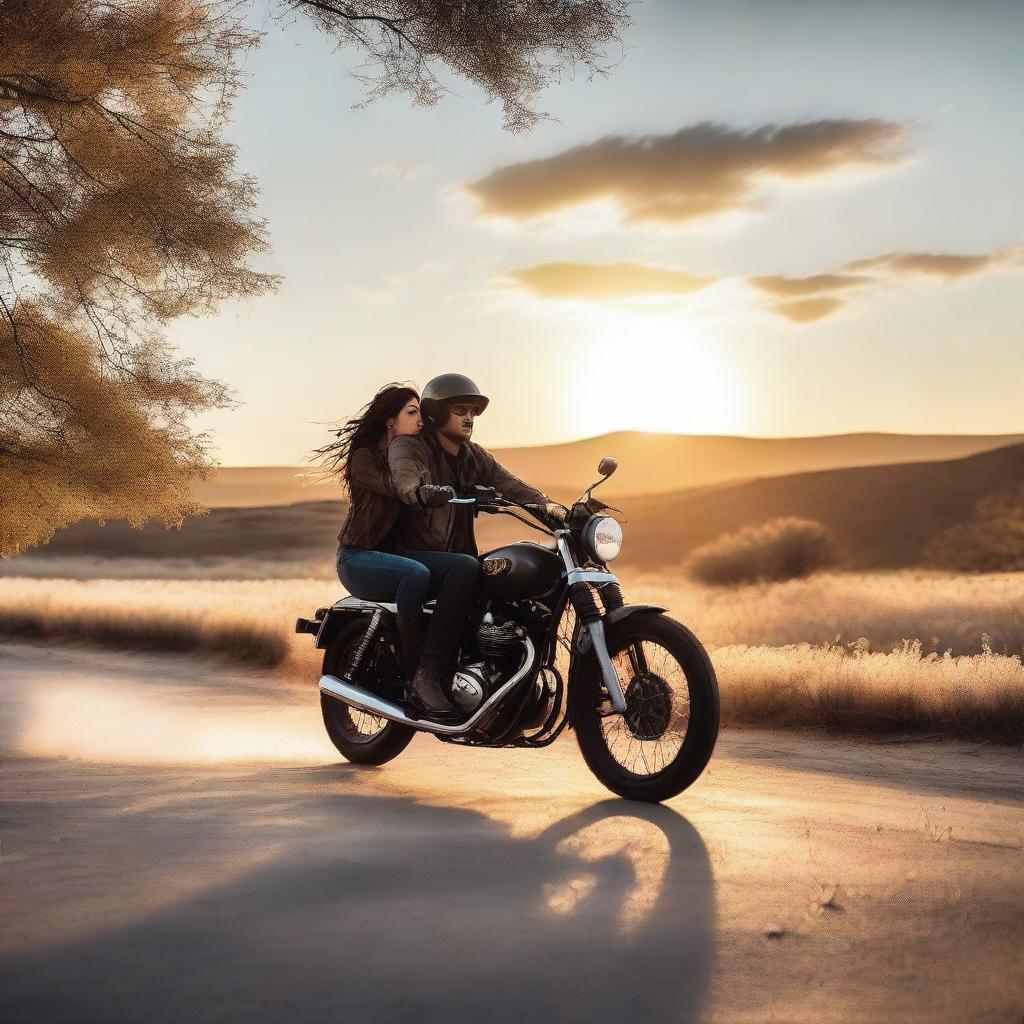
[447, 490, 568, 530]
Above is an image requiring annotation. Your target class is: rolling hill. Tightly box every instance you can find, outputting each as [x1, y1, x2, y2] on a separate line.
[193, 431, 1024, 506]
[16, 441, 1024, 573]
[616, 440, 1024, 570]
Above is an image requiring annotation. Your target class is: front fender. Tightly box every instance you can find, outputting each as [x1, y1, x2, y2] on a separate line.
[603, 603, 667, 628]
[576, 603, 668, 654]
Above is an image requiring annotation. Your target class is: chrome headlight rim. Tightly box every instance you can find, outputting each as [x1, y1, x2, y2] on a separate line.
[582, 514, 623, 564]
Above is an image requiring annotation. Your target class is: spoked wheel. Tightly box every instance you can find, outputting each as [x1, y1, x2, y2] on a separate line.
[320, 618, 415, 766]
[573, 613, 719, 803]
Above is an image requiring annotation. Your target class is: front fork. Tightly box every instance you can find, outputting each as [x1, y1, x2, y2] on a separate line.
[557, 535, 628, 715]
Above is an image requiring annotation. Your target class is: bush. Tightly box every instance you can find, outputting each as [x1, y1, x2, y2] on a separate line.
[923, 482, 1024, 572]
[685, 517, 841, 585]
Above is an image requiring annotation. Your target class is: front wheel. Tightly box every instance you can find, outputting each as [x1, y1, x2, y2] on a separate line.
[320, 618, 415, 766]
[572, 613, 719, 803]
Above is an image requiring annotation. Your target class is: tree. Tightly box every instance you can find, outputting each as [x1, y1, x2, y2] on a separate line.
[288, 0, 631, 132]
[0, 0, 275, 556]
[0, 0, 629, 557]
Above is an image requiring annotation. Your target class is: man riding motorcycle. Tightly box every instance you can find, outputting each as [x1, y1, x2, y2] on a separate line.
[388, 373, 565, 719]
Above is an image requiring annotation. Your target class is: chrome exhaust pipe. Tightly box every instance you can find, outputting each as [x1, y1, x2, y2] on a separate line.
[318, 637, 535, 737]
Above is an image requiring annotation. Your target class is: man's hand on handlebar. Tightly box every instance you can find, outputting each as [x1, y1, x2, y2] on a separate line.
[417, 484, 457, 508]
[544, 501, 567, 525]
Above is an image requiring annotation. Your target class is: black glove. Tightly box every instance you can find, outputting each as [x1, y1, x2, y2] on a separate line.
[417, 484, 457, 508]
[470, 485, 498, 501]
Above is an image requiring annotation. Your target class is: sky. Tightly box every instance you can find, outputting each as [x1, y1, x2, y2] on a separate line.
[171, 0, 1024, 465]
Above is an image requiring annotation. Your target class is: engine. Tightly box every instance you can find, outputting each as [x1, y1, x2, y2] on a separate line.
[449, 611, 528, 713]
[476, 612, 525, 656]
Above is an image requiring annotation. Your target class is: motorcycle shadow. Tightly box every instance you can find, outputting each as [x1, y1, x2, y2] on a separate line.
[0, 784, 715, 1024]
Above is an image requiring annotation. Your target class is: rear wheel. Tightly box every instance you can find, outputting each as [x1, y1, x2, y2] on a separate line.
[572, 613, 719, 803]
[320, 618, 415, 766]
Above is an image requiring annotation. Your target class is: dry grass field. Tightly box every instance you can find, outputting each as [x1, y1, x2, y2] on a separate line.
[2, 569, 1023, 743]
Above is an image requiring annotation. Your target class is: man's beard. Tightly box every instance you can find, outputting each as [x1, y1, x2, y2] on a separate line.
[440, 421, 472, 444]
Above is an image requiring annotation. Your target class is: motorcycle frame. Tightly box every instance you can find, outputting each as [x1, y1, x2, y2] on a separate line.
[305, 483, 671, 749]
[313, 523, 666, 744]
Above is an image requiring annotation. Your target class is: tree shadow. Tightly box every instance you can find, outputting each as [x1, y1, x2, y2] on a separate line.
[0, 786, 715, 1023]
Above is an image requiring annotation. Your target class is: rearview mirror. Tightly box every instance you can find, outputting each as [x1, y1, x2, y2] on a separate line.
[598, 456, 618, 478]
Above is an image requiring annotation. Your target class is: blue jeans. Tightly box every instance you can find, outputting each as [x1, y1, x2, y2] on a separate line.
[336, 546, 479, 622]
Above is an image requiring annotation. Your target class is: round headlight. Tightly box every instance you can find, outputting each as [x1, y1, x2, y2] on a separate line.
[583, 515, 623, 563]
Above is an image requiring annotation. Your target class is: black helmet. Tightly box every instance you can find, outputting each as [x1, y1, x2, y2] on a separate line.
[420, 373, 490, 426]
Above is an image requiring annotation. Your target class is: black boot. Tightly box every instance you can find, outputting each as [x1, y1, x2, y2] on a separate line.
[395, 614, 424, 680]
[407, 652, 461, 722]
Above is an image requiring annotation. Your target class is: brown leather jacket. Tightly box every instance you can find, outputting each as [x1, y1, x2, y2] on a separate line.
[336, 444, 401, 549]
[387, 432, 548, 556]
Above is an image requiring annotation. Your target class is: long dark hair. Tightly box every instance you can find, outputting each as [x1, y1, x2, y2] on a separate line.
[312, 383, 419, 491]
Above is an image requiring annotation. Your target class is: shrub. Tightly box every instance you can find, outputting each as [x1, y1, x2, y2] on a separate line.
[924, 482, 1024, 572]
[685, 517, 840, 585]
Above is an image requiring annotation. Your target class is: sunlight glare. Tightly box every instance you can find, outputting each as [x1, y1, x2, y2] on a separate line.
[573, 311, 739, 437]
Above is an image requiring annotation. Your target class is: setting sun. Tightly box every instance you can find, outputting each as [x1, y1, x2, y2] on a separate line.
[575, 312, 741, 436]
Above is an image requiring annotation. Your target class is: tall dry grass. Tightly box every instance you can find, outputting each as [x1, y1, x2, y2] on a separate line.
[623, 569, 1024, 657]
[0, 577, 326, 671]
[715, 638, 1024, 743]
[2, 571, 1024, 742]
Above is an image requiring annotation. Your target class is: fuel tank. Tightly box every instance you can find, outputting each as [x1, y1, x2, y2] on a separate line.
[477, 541, 562, 601]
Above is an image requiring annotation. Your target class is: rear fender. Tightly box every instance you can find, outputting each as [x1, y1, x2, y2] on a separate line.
[314, 608, 371, 650]
[301, 597, 400, 650]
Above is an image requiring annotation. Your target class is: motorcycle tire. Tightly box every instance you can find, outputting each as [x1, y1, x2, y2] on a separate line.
[320, 618, 416, 766]
[572, 612, 719, 803]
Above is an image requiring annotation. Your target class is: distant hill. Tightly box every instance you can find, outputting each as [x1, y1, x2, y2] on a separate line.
[616, 441, 1024, 570]
[17, 441, 1024, 573]
[9, 500, 528, 564]
[193, 431, 1024, 506]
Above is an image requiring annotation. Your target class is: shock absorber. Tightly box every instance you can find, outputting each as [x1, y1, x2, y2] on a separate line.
[343, 610, 382, 680]
[568, 581, 627, 714]
[599, 582, 624, 614]
[568, 581, 602, 625]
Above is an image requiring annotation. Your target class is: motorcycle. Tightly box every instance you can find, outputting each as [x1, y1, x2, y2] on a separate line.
[295, 457, 720, 803]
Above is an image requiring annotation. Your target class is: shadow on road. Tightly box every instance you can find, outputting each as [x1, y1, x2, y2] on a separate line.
[0, 783, 715, 1024]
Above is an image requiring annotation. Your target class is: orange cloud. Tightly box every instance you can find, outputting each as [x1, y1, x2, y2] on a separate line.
[500, 245, 1021, 326]
[749, 273, 871, 297]
[504, 261, 715, 300]
[843, 250, 1017, 278]
[769, 296, 846, 323]
[467, 119, 909, 225]
[757, 248, 1024, 323]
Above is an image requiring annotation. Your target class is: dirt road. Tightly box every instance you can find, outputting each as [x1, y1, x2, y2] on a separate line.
[1, 642, 1022, 1023]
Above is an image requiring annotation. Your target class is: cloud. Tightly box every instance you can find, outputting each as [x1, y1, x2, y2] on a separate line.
[466, 119, 909, 226]
[769, 296, 846, 323]
[842, 250, 1019, 278]
[755, 247, 1024, 323]
[498, 246, 1022, 325]
[504, 261, 715, 301]
[748, 273, 872, 297]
